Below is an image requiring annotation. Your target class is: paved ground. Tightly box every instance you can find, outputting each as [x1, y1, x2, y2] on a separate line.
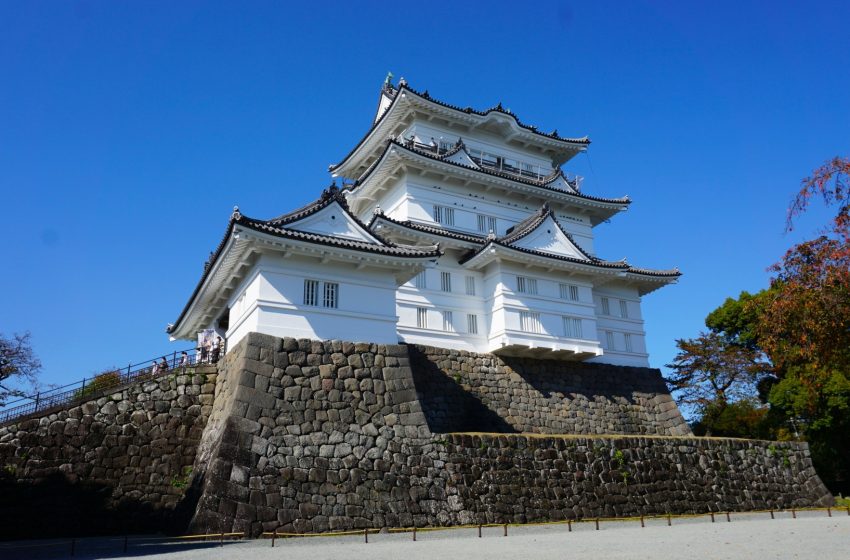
[2, 511, 848, 560]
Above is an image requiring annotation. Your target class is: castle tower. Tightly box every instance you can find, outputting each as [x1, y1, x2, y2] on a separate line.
[169, 78, 679, 367]
[331, 78, 679, 366]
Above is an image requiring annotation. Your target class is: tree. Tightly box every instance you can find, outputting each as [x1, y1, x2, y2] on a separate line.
[0, 332, 41, 406]
[665, 332, 770, 408]
[786, 156, 850, 244]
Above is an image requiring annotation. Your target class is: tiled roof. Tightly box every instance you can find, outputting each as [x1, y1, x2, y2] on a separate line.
[236, 215, 441, 258]
[167, 191, 441, 335]
[390, 84, 590, 145]
[353, 140, 631, 207]
[330, 81, 590, 173]
[368, 213, 488, 244]
[499, 203, 598, 262]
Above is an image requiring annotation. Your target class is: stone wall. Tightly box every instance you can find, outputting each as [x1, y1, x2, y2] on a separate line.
[186, 334, 831, 536]
[0, 334, 834, 539]
[409, 345, 691, 436]
[0, 367, 216, 538]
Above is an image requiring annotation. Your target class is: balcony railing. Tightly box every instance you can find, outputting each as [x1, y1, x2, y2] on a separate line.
[0, 348, 215, 425]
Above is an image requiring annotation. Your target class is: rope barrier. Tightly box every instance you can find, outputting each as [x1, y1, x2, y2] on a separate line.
[3, 507, 844, 551]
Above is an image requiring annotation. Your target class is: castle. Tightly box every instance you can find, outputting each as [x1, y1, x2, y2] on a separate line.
[167, 77, 680, 367]
[0, 79, 832, 539]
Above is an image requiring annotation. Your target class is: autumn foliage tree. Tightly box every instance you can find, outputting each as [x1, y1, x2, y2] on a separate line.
[668, 156, 850, 486]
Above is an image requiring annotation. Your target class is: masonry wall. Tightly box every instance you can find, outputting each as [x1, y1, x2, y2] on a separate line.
[409, 345, 691, 436]
[0, 334, 834, 539]
[0, 367, 216, 538]
[187, 334, 831, 536]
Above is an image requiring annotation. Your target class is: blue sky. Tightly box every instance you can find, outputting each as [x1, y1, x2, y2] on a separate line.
[1, 1, 848, 395]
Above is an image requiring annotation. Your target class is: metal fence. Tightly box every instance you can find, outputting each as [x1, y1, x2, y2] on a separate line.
[0, 348, 206, 425]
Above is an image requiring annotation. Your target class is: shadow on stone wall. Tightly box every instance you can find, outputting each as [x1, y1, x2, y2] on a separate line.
[0, 472, 201, 541]
[408, 347, 516, 434]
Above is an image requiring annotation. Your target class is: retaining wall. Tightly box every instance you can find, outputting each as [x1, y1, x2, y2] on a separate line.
[409, 345, 691, 436]
[0, 334, 834, 539]
[186, 334, 832, 536]
[0, 367, 216, 538]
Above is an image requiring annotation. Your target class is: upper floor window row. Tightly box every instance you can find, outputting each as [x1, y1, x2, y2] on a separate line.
[466, 148, 550, 181]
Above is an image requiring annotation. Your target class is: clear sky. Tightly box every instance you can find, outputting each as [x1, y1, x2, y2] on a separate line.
[1, 1, 848, 395]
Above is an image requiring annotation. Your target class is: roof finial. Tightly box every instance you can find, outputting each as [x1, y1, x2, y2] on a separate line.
[496, 101, 503, 111]
[398, 76, 407, 87]
[456, 137, 465, 148]
[384, 71, 394, 88]
[487, 230, 497, 241]
[231, 205, 242, 220]
[373, 204, 384, 216]
[551, 129, 559, 138]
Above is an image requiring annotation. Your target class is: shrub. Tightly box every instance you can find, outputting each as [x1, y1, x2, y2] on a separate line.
[74, 369, 122, 399]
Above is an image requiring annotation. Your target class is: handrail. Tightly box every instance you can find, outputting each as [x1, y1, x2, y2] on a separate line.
[0, 347, 219, 425]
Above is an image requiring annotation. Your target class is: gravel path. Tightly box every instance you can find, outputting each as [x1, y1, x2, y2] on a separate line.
[4, 511, 849, 560]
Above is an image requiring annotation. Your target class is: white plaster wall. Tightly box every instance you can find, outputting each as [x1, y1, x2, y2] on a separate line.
[590, 284, 650, 367]
[400, 180, 595, 253]
[225, 254, 401, 348]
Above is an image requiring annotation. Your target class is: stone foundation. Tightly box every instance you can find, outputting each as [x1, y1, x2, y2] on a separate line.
[0, 334, 834, 538]
[0, 367, 216, 538]
[409, 345, 691, 435]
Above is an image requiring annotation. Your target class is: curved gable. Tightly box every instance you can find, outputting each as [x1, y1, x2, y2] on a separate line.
[284, 200, 381, 243]
[509, 214, 589, 260]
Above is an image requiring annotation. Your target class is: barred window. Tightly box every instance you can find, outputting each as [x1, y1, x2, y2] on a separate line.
[323, 282, 338, 309]
[601, 297, 611, 315]
[624, 333, 633, 353]
[442, 310, 454, 332]
[416, 307, 428, 329]
[304, 279, 338, 308]
[620, 300, 629, 318]
[520, 311, 542, 333]
[433, 205, 455, 226]
[303, 279, 319, 306]
[465, 275, 476, 296]
[559, 283, 579, 301]
[606, 330, 615, 350]
[563, 317, 583, 339]
[441, 271, 452, 292]
[414, 271, 427, 289]
[476, 214, 497, 234]
[467, 314, 478, 334]
[516, 276, 538, 295]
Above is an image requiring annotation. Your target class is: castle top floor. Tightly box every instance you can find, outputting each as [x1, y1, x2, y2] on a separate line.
[330, 78, 591, 182]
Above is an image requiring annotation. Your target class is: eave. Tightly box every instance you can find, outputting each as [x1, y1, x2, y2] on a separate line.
[330, 84, 591, 179]
[345, 140, 629, 225]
